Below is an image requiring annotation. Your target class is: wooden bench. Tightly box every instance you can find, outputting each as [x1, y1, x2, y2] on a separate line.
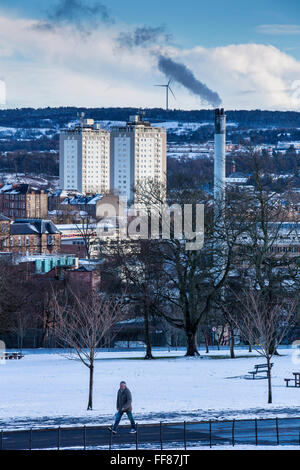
[248, 363, 273, 380]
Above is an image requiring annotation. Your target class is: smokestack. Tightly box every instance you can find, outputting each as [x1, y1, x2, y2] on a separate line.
[214, 108, 226, 221]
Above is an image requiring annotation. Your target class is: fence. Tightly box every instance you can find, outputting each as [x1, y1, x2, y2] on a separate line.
[1, 417, 300, 450]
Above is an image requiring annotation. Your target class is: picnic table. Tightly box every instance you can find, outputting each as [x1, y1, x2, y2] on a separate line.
[285, 372, 300, 388]
[247, 363, 273, 380]
[0, 352, 24, 360]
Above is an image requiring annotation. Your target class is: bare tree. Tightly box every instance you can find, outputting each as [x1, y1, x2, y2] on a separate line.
[133, 180, 242, 357]
[9, 310, 35, 352]
[228, 289, 296, 404]
[0, 263, 37, 348]
[232, 150, 300, 355]
[53, 290, 125, 410]
[74, 213, 97, 260]
[104, 238, 164, 359]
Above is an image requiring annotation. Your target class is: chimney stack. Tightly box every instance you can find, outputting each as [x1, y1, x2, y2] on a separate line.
[214, 108, 226, 221]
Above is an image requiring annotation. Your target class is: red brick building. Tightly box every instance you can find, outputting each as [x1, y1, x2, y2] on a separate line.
[0, 218, 61, 255]
[0, 184, 48, 219]
[48, 191, 122, 221]
[0, 214, 11, 250]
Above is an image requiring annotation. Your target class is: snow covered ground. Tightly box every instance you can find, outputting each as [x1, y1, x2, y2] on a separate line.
[54, 444, 300, 450]
[0, 347, 299, 430]
[0, 172, 59, 189]
[85, 444, 300, 451]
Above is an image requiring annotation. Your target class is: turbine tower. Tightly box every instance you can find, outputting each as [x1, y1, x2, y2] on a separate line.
[155, 79, 176, 111]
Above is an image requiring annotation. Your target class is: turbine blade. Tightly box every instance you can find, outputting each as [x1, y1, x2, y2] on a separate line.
[169, 87, 176, 100]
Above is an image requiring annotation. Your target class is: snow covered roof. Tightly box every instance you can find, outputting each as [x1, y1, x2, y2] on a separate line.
[61, 194, 103, 205]
[0, 213, 11, 221]
[11, 219, 60, 235]
[0, 184, 46, 195]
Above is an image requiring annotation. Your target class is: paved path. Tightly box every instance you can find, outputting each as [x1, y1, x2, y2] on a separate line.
[2, 406, 300, 431]
[1, 417, 300, 450]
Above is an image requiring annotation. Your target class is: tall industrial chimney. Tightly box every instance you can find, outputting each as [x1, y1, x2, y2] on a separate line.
[214, 108, 226, 222]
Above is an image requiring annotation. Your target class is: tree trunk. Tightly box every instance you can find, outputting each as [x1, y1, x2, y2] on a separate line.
[87, 364, 94, 410]
[267, 356, 272, 404]
[269, 339, 280, 356]
[217, 326, 225, 351]
[248, 343, 252, 353]
[229, 324, 235, 359]
[186, 331, 200, 357]
[143, 308, 154, 360]
[202, 328, 209, 353]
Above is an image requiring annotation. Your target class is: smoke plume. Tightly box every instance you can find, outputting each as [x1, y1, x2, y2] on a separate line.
[117, 25, 171, 48]
[34, 0, 113, 33]
[157, 55, 222, 106]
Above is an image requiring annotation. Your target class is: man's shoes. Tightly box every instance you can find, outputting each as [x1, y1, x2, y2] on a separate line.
[108, 427, 117, 434]
[130, 429, 137, 434]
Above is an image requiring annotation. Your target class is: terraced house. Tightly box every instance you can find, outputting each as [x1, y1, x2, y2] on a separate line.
[0, 219, 61, 255]
[0, 214, 10, 250]
[0, 184, 48, 219]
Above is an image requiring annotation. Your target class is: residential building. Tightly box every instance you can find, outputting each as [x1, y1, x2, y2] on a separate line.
[59, 117, 110, 194]
[0, 184, 48, 219]
[1, 219, 61, 255]
[0, 213, 11, 250]
[48, 191, 121, 221]
[110, 115, 167, 203]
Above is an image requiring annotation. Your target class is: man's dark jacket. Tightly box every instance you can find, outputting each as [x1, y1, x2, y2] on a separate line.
[117, 387, 132, 412]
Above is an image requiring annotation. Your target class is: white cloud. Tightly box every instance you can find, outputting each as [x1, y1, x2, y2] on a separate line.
[180, 44, 300, 110]
[257, 24, 300, 35]
[0, 14, 300, 110]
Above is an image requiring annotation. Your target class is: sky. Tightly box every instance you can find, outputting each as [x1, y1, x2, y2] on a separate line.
[0, 0, 300, 110]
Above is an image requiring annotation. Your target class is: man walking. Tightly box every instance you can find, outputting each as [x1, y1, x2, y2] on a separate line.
[109, 381, 137, 434]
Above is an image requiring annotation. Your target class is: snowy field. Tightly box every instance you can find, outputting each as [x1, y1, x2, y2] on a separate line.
[54, 444, 300, 451]
[0, 347, 299, 430]
[86, 444, 300, 451]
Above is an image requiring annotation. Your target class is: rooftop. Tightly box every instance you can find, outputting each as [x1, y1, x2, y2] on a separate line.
[0, 184, 46, 195]
[11, 219, 60, 235]
[0, 213, 11, 221]
[61, 194, 103, 206]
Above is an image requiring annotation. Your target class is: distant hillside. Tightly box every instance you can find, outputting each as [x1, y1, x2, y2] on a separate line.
[0, 107, 300, 129]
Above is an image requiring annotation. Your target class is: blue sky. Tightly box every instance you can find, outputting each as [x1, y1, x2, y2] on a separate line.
[3, 0, 300, 55]
[0, 0, 300, 109]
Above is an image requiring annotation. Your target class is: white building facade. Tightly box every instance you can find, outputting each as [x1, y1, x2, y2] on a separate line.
[110, 116, 167, 203]
[59, 119, 110, 194]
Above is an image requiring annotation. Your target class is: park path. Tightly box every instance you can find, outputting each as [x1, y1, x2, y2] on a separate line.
[1, 416, 300, 450]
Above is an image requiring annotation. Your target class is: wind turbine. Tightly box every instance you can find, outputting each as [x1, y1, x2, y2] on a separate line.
[155, 79, 176, 111]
